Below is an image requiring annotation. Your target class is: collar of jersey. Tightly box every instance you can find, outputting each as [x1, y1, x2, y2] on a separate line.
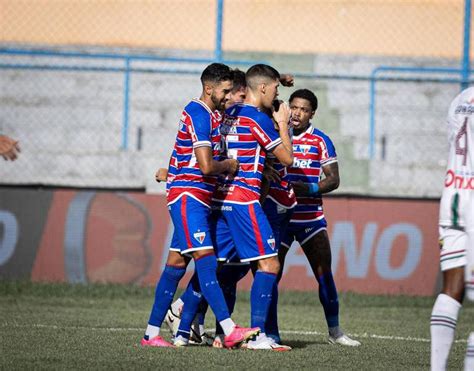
[192, 98, 214, 114]
[293, 124, 313, 139]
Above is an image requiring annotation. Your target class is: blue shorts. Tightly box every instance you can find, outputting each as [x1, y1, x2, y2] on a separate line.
[211, 209, 239, 263]
[216, 202, 277, 262]
[168, 195, 214, 255]
[281, 218, 328, 248]
[169, 228, 181, 252]
[262, 198, 293, 250]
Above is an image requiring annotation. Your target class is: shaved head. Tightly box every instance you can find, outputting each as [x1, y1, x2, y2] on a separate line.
[246, 64, 280, 91]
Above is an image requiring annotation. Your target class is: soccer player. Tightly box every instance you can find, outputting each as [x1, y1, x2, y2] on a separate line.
[430, 87, 474, 371]
[279, 88, 360, 346]
[0, 135, 20, 161]
[141, 63, 259, 349]
[165, 70, 295, 348]
[212, 64, 294, 350]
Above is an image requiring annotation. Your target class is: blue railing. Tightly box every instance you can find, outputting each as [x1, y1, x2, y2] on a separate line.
[368, 66, 473, 159]
[0, 47, 259, 149]
[0, 0, 472, 156]
[368, 0, 473, 159]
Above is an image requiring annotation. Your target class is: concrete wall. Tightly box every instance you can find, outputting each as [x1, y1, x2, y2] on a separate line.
[1, 48, 457, 197]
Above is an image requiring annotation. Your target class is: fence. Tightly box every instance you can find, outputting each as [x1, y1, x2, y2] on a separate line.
[0, 0, 472, 197]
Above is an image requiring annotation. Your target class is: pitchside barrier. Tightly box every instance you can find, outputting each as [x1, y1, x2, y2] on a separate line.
[0, 187, 439, 296]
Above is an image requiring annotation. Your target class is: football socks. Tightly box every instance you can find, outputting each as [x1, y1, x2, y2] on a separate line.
[430, 293, 461, 371]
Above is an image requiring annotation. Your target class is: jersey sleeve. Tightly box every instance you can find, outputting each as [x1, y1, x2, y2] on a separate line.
[185, 110, 212, 149]
[319, 133, 337, 166]
[250, 113, 282, 151]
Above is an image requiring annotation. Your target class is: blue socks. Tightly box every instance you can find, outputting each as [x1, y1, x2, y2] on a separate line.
[148, 264, 186, 327]
[176, 272, 202, 340]
[195, 253, 230, 322]
[264, 281, 280, 341]
[251, 270, 278, 331]
[317, 271, 339, 328]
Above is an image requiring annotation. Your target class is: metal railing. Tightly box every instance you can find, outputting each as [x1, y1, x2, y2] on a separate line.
[0, 47, 258, 150]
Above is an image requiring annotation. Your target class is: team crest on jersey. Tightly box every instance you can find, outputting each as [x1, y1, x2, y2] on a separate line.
[267, 238, 276, 250]
[193, 231, 206, 244]
[299, 144, 311, 156]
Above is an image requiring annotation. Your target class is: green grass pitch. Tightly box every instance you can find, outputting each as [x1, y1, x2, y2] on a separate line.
[1, 281, 472, 370]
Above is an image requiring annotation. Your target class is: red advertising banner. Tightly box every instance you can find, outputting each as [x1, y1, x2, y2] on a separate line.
[0, 189, 440, 296]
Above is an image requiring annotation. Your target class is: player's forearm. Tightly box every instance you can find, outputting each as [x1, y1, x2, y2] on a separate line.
[201, 159, 235, 175]
[316, 176, 339, 194]
[277, 124, 293, 165]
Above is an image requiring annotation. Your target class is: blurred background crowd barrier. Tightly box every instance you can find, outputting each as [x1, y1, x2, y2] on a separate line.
[1, 0, 473, 197]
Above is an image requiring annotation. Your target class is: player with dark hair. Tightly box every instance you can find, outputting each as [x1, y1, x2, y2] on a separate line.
[163, 68, 295, 348]
[141, 63, 259, 349]
[430, 87, 474, 371]
[166, 68, 251, 346]
[276, 88, 360, 346]
[211, 63, 293, 350]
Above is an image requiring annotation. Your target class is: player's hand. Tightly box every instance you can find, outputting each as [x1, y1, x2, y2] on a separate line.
[272, 102, 291, 131]
[263, 165, 281, 183]
[291, 180, 310, 195]
[225, 158, 239, 175]
[0, 135, 20, 161]
[155, 168, 168, 182]
[279, 74, 294, 87]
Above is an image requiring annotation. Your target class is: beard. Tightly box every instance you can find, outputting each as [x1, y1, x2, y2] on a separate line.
[211, 93, 226, 111]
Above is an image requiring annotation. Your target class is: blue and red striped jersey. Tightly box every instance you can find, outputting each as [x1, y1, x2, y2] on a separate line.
[266, 127, 297, 209]
[213, 103, 282, 203]
[287, 125, 337, 222]
[167, 99, 221, 206]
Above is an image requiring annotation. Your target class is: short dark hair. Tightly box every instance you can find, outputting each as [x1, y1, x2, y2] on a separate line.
[232, 69, 247, 92]
[200, 63, 234, 85]
[289, 89, 318, 111]
[246, 64, 280, 89]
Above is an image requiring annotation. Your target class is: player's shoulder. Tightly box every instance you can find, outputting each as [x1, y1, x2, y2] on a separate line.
[236, 104, 270, 124]
[184, 99, 213, 121]
[225, 103, 245, 118]
[308, 126, 333, 143]
[448, 87, 474, 115]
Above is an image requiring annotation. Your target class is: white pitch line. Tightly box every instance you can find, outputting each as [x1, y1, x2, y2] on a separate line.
[1, 323, 467, 343]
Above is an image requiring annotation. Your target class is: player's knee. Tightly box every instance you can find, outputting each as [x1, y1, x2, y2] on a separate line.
[166, 251, 188, 267]
[442, 268, 465, 302]
[257, 256, 280, 274]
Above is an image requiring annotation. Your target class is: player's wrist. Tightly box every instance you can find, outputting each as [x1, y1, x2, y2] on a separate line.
[308, 183, 319, 195]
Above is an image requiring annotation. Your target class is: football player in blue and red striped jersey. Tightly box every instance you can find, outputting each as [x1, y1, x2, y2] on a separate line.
[212, 64, 294, 350]
[280, 88, 361, 346]
[141, 63, 259, 349]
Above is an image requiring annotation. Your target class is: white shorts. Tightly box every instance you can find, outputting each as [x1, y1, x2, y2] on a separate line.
[438, 226, 467, 271]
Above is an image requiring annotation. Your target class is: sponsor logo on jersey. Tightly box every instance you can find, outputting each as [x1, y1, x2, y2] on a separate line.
[220, 205, 233, 211]
[293, 158, 313, 168]
[193, 231, 206, 244]
[455, 104, 474, 115]
[252, 126, 269, 144]
[444, 169, 474, 190]
[267, 238, 276, 250]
